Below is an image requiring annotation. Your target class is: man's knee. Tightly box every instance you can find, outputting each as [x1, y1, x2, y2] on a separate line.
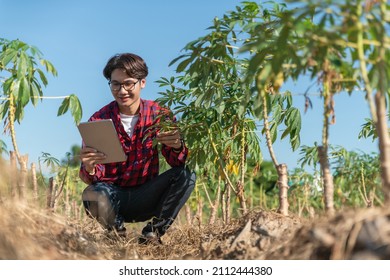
[179, 166, 196, 191]
[82, 186, 115, 228]
[182, 166, 196, 193]
[188, 170, 196, 190]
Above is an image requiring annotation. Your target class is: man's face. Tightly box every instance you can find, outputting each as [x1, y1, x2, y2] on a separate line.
[110, 68, 145, 114]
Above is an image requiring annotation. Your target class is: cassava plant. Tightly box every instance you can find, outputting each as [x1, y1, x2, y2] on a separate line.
[156, 6, 265, 218]
[238, 2, 305, 215]
[241, 0, 390, 215]
[157, 1, 303, 217]
[277, 0, 390, 207]
[353, 0, 390, 204]
[0, 38, 82, 198]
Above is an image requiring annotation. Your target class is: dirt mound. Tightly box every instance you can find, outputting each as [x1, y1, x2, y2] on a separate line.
[0, 200, 389, 260]
[200, 210, 301, 259]
[266, 207, 390, 260]
[201, 207, 390, 260]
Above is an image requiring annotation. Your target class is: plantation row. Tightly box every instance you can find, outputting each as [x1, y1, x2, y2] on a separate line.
[0, 145, 383, 223]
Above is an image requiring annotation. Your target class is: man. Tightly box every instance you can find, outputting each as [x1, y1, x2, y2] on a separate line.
[79, 53, 195, 244]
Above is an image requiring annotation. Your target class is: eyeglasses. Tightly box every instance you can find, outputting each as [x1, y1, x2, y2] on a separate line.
[108, 80, 140, 92]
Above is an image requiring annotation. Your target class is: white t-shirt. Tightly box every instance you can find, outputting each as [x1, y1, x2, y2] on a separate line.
[120, 113, 139, 138]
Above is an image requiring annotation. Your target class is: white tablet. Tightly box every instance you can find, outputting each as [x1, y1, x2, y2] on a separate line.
[77, 119, 127, 164]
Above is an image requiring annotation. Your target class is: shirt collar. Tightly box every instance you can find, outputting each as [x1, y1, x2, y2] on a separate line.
[112, 98, 145, 117]
[138, 98, 145, 117]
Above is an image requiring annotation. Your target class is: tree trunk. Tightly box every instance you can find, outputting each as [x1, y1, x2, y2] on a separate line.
[260, 90, 290, 216]
[221, 182, 226, 223]
[65, 187, 71, 217]
[51, 178, 58, 210]
[375, 3, 390, 205]
[72, 200, 78, 219]
[196, 197, 203, 225]
[236, 181, 247, 214]
[17, 154, 28, 200]
[209, 183, 221, 225]
[208, 129, 239, 216]
[224, 181, 231, 223]
[47, 177, 54, 209]
[31, 163, 38, 199]
[375, 92, 390, 204]
[319, 73, 335, 215]
[184, 204, 192, 226]
[9, 151, 17, 198]
[318, 146, 335, 215]
[249, 174, 255, 209]
[236, 126, 247, 214]
[277, 164, 289, 215]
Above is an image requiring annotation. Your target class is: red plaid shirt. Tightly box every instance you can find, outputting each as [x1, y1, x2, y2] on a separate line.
[79, 99, 187, 187]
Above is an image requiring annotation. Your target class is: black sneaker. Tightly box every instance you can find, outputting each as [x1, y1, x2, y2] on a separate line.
[115, 227, 127, 238]
[138, 232, 162, 245]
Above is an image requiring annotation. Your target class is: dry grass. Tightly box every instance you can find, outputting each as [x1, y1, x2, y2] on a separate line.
[1, 199, 390, 260]
[0, 198, 297, 260]
[0, 157, 389, 260]
[0, 198, 213, 260]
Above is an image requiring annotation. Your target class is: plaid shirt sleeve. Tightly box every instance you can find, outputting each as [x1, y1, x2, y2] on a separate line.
[161, 143, 188, 166]
[79, 163, 105, 185]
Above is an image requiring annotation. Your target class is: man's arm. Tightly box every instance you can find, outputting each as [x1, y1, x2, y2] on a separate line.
[157, 130, 188, 166]
[79, 146, 106, 184]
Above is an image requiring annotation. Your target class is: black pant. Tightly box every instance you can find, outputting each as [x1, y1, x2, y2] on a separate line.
[82, 166, 196, 236]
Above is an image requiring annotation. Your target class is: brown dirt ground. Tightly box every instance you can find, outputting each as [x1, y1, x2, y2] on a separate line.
[0, 200, 389, 260]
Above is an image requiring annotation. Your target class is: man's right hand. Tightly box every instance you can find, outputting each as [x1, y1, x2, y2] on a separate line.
[79, 147, 106, 173]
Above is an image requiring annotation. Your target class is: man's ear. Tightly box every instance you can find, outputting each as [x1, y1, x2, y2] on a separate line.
[140, 79, 146, 89]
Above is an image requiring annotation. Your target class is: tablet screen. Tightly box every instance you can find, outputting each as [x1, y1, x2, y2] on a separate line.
[77, 119, 127, 164]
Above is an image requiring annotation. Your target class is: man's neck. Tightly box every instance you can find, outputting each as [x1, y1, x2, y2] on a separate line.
[119, 99, 141, 115]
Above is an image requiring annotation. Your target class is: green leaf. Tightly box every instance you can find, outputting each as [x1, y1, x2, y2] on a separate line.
[286, 92, 293, 108]
[176, 57, 193, 73]
[57, 94, 83, 125]
[11, 80, 20, 99]
[0, 139, 9, 156]
[272, 103, 282, 124]
[285, 107, 301, 131]
[30, 83, 40, 106]
[290, 132, 300, 151]
[18, 77, 30, 107]
[17, 51, 29, 79]
[2, 77, 13, 96]
[57, 97, 70, 117]
[270, 122, 277, 143]
[69, 94, 83, 124]
[29, 45, 43, 58]
[0, 100, 10, 120]
[216, 102, 225, 114]
[40, 59, 58, 76]
[0, 48, 17, 67]
[15, 103, 25, 123]
[168, 54, 189, 67]
[39, 152, 60, 170]
[281, 126, 290, 140]
[37, 69, 48, 86]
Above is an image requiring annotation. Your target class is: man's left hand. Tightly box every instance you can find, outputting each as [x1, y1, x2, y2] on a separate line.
[156, 130, 182, 149]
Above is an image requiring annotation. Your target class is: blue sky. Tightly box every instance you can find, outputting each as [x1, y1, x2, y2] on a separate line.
[0, 0, 378, 172]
